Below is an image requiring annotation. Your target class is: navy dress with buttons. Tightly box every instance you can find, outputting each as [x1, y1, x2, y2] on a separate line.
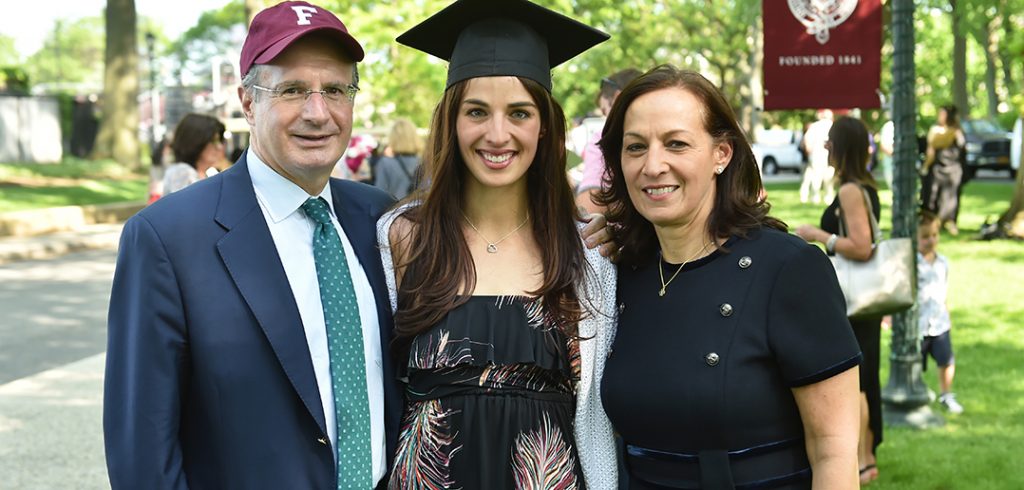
[602, 227, 862, 489]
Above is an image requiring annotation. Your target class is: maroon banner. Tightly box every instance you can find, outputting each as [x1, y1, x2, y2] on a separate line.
[763, 0, 882, 110]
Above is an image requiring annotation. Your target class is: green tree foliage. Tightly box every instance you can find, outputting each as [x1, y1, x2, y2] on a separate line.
[316, 0, 765, 132]
[0, 35, 19, 65]
[0, 67, 30, 94]
[24, 17, 105, 92]
[167, 0, 247, 85]
[87, 0, 1024, 139]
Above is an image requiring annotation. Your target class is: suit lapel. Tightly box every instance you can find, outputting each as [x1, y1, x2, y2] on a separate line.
[214, 156, 328, 436]
[330, 183, 378, 285]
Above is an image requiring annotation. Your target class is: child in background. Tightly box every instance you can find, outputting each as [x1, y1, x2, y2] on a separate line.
[918, 210, 963, 414]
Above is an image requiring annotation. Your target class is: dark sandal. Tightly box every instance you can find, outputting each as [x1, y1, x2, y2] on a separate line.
[859, 464, 878, 484]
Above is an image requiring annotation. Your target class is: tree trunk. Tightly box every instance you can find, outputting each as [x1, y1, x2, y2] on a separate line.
[93, 0, 139, 168]
[997, 3, 1018, 98]
[999, 166, 1024, 238]
[951, 0, 969, 116]
[982, 20, 999, 120]
[998, 54, 1024, 238]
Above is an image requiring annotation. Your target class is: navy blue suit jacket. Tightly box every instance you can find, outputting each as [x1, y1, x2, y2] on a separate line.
[104, 154, 402, 489]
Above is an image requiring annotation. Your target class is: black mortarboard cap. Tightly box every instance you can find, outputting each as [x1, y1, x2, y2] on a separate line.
[396, 0, 609, 92]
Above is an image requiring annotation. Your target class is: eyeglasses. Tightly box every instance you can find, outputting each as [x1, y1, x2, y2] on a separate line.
[251, 83, 360, 104]
[600, 77, 620, 90]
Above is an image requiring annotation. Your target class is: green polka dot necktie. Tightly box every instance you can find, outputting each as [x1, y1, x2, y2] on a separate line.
[301, 197, 373, 490]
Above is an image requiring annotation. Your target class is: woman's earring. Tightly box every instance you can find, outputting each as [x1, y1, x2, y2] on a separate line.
[715, 166, 725, 175]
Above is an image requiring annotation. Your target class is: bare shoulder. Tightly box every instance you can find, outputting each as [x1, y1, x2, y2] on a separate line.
[837, 183, 866, 207]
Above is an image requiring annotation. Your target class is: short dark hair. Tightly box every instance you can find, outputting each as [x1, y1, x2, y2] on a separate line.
[595, 65, 785, 267]
[170, 114, 226, 168]
[940, 104, 960, 128]
[919, 209, 940, 229]
[597, 68, 642, 103]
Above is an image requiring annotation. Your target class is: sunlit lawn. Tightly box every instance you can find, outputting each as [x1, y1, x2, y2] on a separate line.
[766, 177, 1024, 490]
[0, 158, 146, 212]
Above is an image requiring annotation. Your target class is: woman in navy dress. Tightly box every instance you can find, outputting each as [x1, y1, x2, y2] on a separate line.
[596, 66, 862, 489]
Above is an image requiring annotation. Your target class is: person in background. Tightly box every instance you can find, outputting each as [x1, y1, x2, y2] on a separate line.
[575, 67, 642, 214]
[1012, 116, 1022, 175]
[568, 115, 590, 157]
[345, 132, 377, 183]
[796, 116, 884, 485]
[921, 105, 965, 236]
[917, 210, 964, 414]
[800, 109, 834, 204]
[379, 0, 618, 487]
[147, 136, 172, 203]
[877, 119, 894, 189]
[599, 65, 861, 489]
[373, 117, 422, 199]
[161, 113, 227, 195]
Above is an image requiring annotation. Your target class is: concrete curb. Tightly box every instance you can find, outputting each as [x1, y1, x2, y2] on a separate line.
[0, 201, 144, 238]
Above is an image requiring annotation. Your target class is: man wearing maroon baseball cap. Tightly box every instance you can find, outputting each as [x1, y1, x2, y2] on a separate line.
[104, 2, 402, 489]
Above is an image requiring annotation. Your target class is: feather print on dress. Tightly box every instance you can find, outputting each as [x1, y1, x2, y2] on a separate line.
[389, 399, 462, 490]
[499, 296, 582, 385]
[409, 329, 475, 370]
[511, 412, 580, 490]
[477, 364, 553, 392]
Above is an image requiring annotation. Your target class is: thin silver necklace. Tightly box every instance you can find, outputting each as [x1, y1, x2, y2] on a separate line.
[461, 211, 530, 253]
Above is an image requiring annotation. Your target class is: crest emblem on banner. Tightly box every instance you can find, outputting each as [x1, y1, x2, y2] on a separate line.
[787, 0, 858, 44]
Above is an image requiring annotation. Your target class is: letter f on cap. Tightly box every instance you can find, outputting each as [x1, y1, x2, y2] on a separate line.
[291, 6, 317, 25]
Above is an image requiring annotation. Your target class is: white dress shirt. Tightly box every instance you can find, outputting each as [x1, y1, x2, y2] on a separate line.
[248, 149, 386, 484]
[917, 252, 952, 338]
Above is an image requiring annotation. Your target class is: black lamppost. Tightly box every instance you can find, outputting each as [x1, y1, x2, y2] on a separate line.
[881, 0, 943, 429]
[145, 32, 158, 150]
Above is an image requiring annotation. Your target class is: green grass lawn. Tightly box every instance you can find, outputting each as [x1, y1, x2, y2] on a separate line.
[0, 158, 147, 212]
[766, 178, 1024, 489]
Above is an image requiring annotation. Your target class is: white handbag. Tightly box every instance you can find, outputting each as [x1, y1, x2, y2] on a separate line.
[830, 188, 916, 320]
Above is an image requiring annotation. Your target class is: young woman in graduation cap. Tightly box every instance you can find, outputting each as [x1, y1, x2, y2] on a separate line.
[376, 0, 618, 488]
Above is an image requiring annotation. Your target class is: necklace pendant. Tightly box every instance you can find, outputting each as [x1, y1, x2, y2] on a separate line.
[659, 286, 666, 297]
[486, 243, 498, 253]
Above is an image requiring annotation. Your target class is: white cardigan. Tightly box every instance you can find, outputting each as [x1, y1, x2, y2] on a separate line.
[376, 205, 619, 489]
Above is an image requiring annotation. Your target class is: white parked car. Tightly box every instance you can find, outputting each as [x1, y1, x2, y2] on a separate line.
[1011, 117, 1021, 174]
[751, 129, 804, 175]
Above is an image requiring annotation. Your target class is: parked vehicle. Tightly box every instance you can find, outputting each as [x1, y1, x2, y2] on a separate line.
[1011, 117, 1021, 175]
[962, 119, 1014, 179]
[751, 129, 804, 175]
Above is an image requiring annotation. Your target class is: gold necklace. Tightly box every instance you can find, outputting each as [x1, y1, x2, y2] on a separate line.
[461, 211, 530, 253]
[658, 242, 711, 297]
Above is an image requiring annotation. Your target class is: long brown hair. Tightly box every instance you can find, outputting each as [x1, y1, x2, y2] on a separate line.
[392, 77, 586, 355]
[828, 116, 877, 189]
[595, 65, 785, 267]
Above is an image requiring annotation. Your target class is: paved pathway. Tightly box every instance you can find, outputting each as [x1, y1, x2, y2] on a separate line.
[0, 249, 115, 385]
[0, 354, 108, 490]
[0, 248, 116, 489]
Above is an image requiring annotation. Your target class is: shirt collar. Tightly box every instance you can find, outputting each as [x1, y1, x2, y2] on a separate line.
[247, 148, 335, 223]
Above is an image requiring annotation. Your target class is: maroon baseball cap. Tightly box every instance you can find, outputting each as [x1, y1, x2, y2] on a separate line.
[240, 1, 365, 77]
